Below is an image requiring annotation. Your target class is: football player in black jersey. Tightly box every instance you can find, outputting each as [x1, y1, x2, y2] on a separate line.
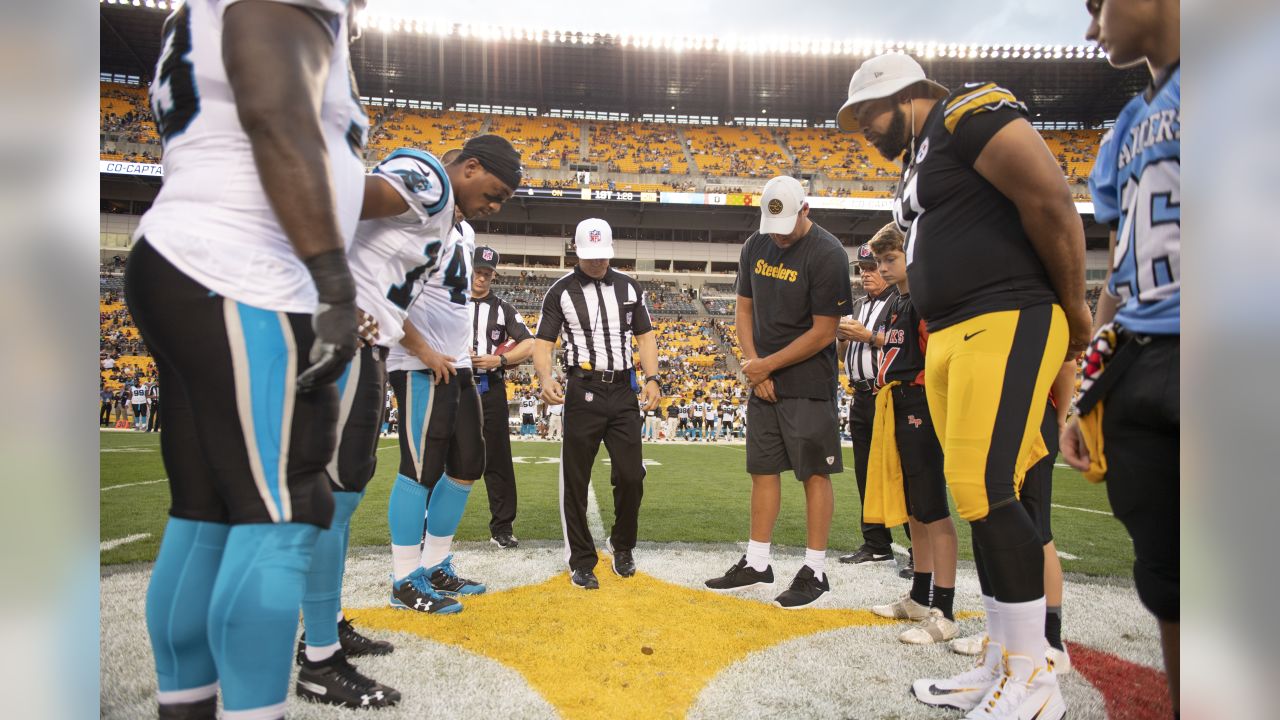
[837, 53, 1090, 720]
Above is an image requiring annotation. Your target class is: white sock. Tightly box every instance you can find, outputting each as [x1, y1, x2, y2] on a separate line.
[982, 594, 1002, 645]
[391, 544, 420, 580]
[745, 539, 771, 572]
[336, 609, 345, 622]
[804, 547, 826, 581]
[304, 641, 341, 663]
[996, 596, 1048, 669]
[420, 534, 453, 570]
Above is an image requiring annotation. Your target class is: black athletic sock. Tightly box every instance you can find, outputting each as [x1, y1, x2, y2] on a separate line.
[933, 585, 956, 621]
[1045, 606, 1064, 650]
[910, 571, 933, 607]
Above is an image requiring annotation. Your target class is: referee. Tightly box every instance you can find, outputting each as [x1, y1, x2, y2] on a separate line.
[469, 245, 535, 549]
[533, 218, 661, 590]
[836, 238, 904, 568]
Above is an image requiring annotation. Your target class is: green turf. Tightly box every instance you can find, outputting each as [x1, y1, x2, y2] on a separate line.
[100, 431, 1134, 576]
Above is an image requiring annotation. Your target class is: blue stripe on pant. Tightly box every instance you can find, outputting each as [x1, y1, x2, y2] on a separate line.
[233, 303, 294, 522]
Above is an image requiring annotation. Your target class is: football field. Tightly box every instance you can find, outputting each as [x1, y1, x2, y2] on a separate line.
[100, 430, 1169, 720]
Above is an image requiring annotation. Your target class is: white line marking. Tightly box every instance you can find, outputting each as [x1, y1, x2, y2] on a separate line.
[1057, 550, 1081, 560]
[891, 543, 910, 556]
[101, 533, 150, 552]
[1052, 503, 1112, 516]
[101, 479, 167, 492]
[586, 480, 606, 542]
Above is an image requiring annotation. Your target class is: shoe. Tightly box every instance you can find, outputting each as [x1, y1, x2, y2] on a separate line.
[913, 638, 1004, 711]
[704, 555, 774, 591]
[296, 618, 394, 664]
[900, 608, 959, 644]
[157, 697, 217, 720]
[899, 556, 915, 579]
[951, 632, 986, 656]
[389, 568, 462, 614]
[426, 554, 487, 595]
[296, 648, 401, 709]
[773, 565, 830, 609]
[963, 654, 1065, 720]
[490, 533, 520, 549]
[1046, 644, 1072, 676]
[871, 593, 931, 620]
[571, 568, 599, 589]
[838, 546, 894, 564]
[606, 538, 636, 577]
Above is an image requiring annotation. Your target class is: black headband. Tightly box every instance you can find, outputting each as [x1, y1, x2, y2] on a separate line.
[457, 134, 523, 190]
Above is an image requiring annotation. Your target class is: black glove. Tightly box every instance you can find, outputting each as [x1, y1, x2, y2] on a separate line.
[296, 248, 357, 392]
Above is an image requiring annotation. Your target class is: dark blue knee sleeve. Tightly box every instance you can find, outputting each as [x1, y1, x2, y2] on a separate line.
[302, 490, 363, 648]
[208, 523, 318, 713]
[969, 502, 1043, 603]
[146, 518, 229, 693]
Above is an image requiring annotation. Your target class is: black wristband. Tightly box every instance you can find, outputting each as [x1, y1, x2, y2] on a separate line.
[645, 374, 661, 385]
[303, 248, 356, 305]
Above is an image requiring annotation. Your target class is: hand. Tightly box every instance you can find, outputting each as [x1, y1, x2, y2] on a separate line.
[837, 318, 870, 342]
[1059, 417, 1090, 471]
[753, 378, 778, 403]
[470, 353, 503, 371]
[415, 346, 456, 385]
[356, 309, 379, 347]
[297, 299, 357, 392]
[1065, 300, 1093, 362]
[741, 357, 772, 387]
[640, 379, 661, 411]
[541, 377, 565, 406]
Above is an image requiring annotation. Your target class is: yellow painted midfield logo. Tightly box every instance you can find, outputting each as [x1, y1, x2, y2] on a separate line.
[754, 259, 798, 282]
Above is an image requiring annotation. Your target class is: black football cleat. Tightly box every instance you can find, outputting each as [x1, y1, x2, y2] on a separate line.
[296, 649, 400, 709]
[571, 568, 600, 589]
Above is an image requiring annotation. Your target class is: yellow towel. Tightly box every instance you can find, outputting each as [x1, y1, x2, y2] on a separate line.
[864, 382, 908, 528]
[1077, 402, 1108, 483]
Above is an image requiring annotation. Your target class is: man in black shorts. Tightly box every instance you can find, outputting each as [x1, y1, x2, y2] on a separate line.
[704, 176, 851, 609]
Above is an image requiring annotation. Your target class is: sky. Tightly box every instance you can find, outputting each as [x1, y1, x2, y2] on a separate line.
[365, 0, 1097, 47]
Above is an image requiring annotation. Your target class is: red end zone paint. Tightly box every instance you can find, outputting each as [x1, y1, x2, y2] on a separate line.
[1070, 642, 1172, 719]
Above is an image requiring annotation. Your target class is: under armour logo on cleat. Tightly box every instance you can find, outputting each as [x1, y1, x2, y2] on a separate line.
[414, 598, 432, 610]
[362, 692, 385, 705]
[907, 415, 922, 428]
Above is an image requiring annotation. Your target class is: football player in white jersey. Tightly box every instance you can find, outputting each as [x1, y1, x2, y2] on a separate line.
[361, 137, 522, 615]
[124, 2, 369, 718]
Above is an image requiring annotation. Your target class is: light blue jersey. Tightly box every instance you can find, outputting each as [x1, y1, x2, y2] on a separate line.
[1089, 66, 1180, 335]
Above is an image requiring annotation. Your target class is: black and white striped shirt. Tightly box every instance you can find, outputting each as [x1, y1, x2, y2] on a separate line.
[844, 287, 898, 384]
[470, 292, 533, 375]
[535, 266, 653, 372]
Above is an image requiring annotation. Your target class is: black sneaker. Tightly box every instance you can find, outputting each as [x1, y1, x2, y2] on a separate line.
[296, 618, 394, 664]
[296, 649, 400, 709]
[704, 555, 775, 591]
[838, 546, 894, 564]
[606, 538, 635, 577]
[389, 568, 462, 614]
[773, 565, 830, 609]
[157, 697, 216, 720]
[490, 533, 520, 549]
[426, 554, 487, 595]
[571, 568, 599, 589]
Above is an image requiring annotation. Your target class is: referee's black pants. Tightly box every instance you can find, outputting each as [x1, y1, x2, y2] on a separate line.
[479, 375, 518, 537]
[560, 376, 645, 572]
[849, 389, 895, 553]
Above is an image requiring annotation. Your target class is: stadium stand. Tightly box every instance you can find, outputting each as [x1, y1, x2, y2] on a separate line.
[485, 115, 580, 169]
[776, 127, 900, 181]
[366, 107, 487, 156]
[588, 121, 688, 174]
[684, 125, 793, 178]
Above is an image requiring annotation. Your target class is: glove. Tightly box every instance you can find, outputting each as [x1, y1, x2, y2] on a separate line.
[296, 248, 358, 392]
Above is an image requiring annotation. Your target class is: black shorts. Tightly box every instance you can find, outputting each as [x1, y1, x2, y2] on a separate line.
[522, 413, 535, 425]
[327, 344, 388, 493]
[746, 395, 843, 480]
[124, 239, 336, 528]
[1103, 335, 1179, 622]
[132, 403, 148, 417]
[678, 418, 688, 429]
[1019, 401, 1057, 544]
[390, 368, 485, 488]
[892, 385, 950, 524]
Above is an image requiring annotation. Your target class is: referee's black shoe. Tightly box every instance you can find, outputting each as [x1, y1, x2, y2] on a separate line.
[773, 566, 830, 609]
[705, 555, 774, 591]
[296, 618, 394, 664]
[570, 568, 599, 590]
[606, 538, 636, 577]
[296, 649, 400, 709]
[491, 533, 519, 549]
[839, 545, 894, 564]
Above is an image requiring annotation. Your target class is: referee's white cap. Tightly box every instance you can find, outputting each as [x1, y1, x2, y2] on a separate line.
[574, 217, 614, 259]
[759, 176, 807, 236]
[836, 53, 949, 132]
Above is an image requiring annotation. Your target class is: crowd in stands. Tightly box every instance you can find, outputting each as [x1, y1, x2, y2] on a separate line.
[685, 125, 793, 178]
[588, 121, 689, 174]
[703, 298, 735, 316]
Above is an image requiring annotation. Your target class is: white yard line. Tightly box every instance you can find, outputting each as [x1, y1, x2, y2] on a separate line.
[586, 480, 606, 542]
[1051, 503, 1112, 516]
[102, 479, 167, 492]
[101, 533, 150, 552]
[1056, 550, 1081, 560]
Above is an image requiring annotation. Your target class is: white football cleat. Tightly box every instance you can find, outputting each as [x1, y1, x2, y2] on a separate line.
[951, 632, 987, 656]
[963, 653, 1066, 720]
[871, 593, 931, 620]
[900, 608, 959, 645]
[913, 638, 1003, 711]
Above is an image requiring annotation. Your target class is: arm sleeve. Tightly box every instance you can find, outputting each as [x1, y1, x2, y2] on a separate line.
[370, 149, 454, 226]
[735, 235, 755, 298]
[944, 83, 1030, 167]
[502, 300, 534, 342]
[535, 286, 565, 342]
[808, 244, 855, 317]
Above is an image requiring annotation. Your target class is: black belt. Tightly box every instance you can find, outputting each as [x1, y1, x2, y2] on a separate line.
[568, 367, 633, 384]
[850, 379, 875, 393]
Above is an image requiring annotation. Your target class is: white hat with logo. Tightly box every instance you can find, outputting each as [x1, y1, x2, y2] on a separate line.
[759, 176, 807, 236]
[836, 53, 949, 131]
[574, 217, 614, 259]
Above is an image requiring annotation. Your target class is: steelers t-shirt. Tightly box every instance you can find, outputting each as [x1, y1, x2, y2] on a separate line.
[736, 221, 852, 399]
[892, 82, 1059, 332]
